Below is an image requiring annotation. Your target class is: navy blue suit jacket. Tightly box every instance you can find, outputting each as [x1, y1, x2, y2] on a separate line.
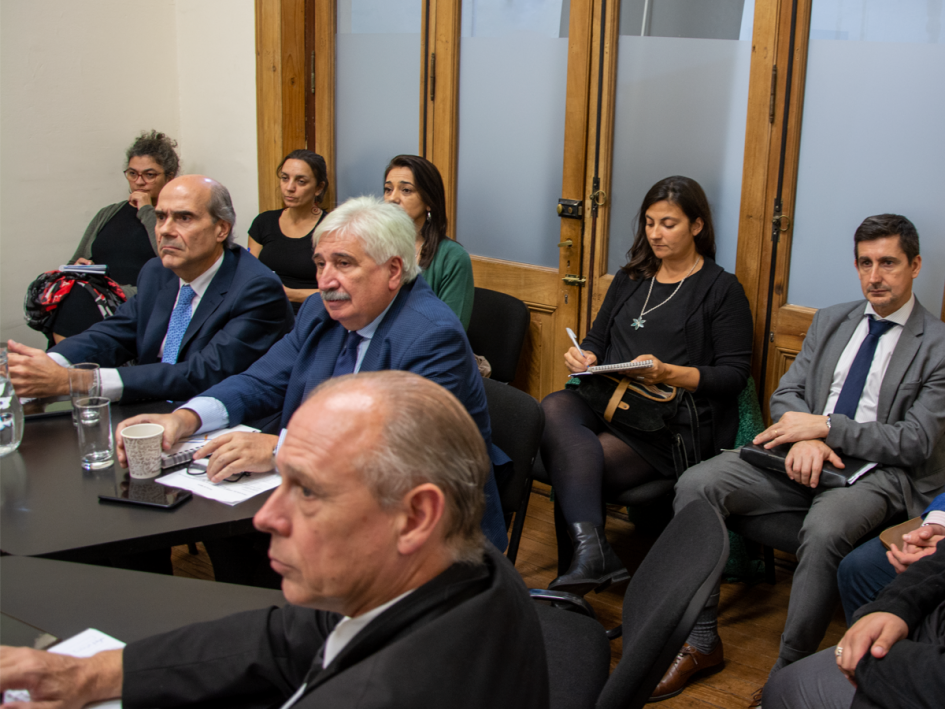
[201, 276, 509, 548]
[52, 248, 293, 404]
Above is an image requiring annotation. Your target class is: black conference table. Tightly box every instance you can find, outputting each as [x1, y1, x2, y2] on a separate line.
[0, 555, 285, 647]
[0, 402, 272, 563]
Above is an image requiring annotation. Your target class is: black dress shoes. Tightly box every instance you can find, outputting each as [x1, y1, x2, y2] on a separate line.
[547, 521, 630, 596]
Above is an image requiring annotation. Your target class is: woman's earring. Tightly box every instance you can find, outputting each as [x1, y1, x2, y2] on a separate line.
[426, 211, 432, 222]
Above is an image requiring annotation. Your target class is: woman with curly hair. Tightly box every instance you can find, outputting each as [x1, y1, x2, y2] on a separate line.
[51, 130, 180, 342]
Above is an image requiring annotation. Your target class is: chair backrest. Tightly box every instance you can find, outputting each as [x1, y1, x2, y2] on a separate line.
[482, 378, 544, 524]
[597, 500, 729, 709]
[466, 287, 530, 383]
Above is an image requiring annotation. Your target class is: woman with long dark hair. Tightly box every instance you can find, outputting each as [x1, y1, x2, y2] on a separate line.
[540, 175, 753, 594]
[249, 150, 328, 314]
[383, 155, 474, 329]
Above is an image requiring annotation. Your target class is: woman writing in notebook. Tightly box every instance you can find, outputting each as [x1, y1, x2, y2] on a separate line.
[541, 176, 753, 595]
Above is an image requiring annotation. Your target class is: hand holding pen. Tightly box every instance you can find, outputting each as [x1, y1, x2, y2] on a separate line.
[564, 327, 597, 374]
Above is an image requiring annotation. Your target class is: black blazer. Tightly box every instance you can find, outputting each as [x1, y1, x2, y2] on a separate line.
[52, 248, 293, 403]
[851, 543, 945, 708]
[122, 547, 550, 708]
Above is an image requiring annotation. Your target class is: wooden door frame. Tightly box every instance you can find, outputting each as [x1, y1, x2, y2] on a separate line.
[734, 0, 815, 415]
[256, 0, 307, 213]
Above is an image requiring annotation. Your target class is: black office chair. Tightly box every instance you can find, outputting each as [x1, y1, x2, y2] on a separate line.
[533, 500, 729, 709]
[482, 377, 544, 564]
[466, 287, 530, 383]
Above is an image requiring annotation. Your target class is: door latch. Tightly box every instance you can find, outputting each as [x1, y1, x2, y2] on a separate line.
[557, 199, 583, 219]
[563, 274, 587, 287]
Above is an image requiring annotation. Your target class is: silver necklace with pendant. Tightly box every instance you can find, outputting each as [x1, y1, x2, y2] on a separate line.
[631, 256, 701, 330]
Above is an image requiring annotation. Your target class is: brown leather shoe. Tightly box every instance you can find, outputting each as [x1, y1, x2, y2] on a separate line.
[748, 686, 764, 707]
[649, 641, 724, 701]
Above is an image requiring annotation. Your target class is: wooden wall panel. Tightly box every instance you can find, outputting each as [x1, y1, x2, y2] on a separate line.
[764, 303, 816, 411]
[471, 256, 559, 402]
[256, 0, 283, 213]
[256, 0, 308, 213]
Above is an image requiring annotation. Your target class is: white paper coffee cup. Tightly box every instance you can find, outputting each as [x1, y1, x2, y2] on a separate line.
[121, 424, 165, 479]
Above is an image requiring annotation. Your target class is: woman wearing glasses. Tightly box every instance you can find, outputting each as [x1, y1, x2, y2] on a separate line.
[50, 130, 180, 342]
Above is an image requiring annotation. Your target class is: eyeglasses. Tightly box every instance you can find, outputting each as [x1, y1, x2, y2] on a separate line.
[124, 168, 165, 183]
[185, 460, 248, 483]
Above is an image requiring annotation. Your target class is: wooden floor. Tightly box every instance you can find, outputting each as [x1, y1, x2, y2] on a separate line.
[170, 483, 848, 709]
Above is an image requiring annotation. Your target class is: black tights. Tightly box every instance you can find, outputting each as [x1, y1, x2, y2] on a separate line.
[540, 389, 666, 527]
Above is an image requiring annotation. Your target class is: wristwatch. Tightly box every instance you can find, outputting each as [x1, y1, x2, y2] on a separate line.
[825, 414, 832, 433]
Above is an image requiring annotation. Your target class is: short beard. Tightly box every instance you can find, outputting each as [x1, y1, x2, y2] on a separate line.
[321, 289, 351, 302]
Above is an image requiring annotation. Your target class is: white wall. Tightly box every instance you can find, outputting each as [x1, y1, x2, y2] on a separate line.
[176, 1, 258, 247]
[0, 0, 258, 348]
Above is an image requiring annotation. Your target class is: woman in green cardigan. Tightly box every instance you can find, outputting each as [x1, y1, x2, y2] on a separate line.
[383, 155, 474, 329]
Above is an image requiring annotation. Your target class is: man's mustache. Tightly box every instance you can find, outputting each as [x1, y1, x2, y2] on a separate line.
[321, 289, 352, 302]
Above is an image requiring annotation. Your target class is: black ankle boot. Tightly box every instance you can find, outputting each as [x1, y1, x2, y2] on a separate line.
[548, 521, 630, 595]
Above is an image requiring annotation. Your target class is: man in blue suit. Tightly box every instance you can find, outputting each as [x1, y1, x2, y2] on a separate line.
[8, 176, 293, 403]
[117, 196, 509, 553]
[837, 492, 945, 623]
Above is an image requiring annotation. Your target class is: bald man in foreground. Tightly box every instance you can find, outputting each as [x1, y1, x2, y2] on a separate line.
[0, 372, 549, 708]
[8, 175, 293, 404]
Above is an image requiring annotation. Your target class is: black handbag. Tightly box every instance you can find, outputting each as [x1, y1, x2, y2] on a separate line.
[567, 373, 701, 475]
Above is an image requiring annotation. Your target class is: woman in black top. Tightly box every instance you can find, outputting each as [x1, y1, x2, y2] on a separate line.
[51, 131, 179, 343]
[248, 150, 328, 314]
[541, 176, 753, 595]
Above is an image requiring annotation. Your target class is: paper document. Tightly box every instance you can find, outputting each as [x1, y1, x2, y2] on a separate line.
[3, 628, 125, 708]
[157, 468, 281, 506]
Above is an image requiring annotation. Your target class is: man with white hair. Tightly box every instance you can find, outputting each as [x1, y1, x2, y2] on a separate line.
[8, 175, 293, 403]
[119, 196, 509, 555]
[0, 372, 549, 708]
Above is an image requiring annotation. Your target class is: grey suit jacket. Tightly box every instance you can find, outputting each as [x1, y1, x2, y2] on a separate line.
[770, 298, 945, 516]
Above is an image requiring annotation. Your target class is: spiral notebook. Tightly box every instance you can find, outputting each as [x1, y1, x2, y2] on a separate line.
[571, 359, 654, 375]
[161, 424, 260, 469]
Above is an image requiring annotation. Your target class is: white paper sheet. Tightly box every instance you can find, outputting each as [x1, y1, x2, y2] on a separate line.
[3, 628, 125, 707]
[156, 468, 281, 506]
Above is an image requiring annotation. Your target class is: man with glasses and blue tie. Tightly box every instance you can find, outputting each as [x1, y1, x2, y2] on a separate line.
[7, 175, 293, 404]
[653, 214, 945, 704]
[116, 196, 509, 567]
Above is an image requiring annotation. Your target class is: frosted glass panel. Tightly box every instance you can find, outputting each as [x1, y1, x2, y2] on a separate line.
[455, 1, 569, 267]
[606, 33, 751, 273]
[335, 1, 420, 203]
[788, 6, 945, 315]
[619, 0, 748, 40]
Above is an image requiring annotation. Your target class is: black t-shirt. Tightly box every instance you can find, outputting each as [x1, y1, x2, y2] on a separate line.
[603, 272, 714, 475]
[90, 202, 155, 286]
[609, 279, 691, 367]
[249, 209, 323, 291]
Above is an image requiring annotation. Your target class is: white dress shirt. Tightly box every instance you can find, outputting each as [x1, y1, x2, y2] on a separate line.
[183, 295, 397, 435]
[321, 589, 413, 668]
[822, 294, 914, 423]
[49, 254, 225, 402]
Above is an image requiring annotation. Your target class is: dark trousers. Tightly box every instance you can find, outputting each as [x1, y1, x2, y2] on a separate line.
[837, 537, 896, 625]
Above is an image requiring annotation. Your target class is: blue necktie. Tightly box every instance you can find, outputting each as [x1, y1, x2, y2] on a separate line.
[161, 284, 197, 365]
[833, 315, 896, 419]
[331, 330, 364, 377]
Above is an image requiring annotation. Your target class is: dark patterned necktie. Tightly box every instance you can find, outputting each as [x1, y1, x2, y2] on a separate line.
[331, 330, 364, 377]
[161, 284, 196, 365]
[833, 315, 896, 419]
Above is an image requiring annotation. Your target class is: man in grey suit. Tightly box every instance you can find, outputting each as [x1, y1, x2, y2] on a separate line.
[652, 214, 945, 703]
